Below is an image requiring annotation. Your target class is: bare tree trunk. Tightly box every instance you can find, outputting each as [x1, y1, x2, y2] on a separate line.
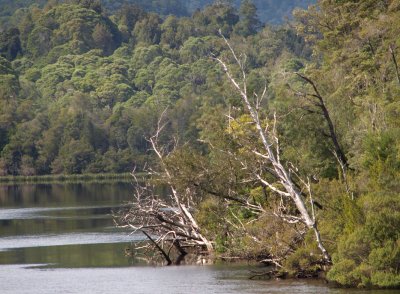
[142, 231, 172, 265]
[389, 44, 400, 86]
[215, 33, 331, 264]
[115, 112, 213, 264]
[149, 116, 214, 253]
[294, 73, 353, 197]
[295, 73, 348, 170]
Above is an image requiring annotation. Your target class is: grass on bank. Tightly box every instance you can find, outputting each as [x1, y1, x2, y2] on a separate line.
[0, 172, 141, 184]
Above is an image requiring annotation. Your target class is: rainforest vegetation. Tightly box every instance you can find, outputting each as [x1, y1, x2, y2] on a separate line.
[0, 0, 399, 289]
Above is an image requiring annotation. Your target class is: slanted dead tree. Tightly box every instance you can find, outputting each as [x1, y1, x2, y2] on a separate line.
[115, 111, 213, 265]
[293, 73, 348, 171]
[214, 32, 331, 264]
[389, 44, 400, 86]
[290, 73, 353, 197]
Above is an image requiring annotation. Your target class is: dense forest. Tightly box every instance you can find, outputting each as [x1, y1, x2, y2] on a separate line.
[0, 0, 315, 26]
[0, 0, 315, 175]
[0, 0, 399, 289]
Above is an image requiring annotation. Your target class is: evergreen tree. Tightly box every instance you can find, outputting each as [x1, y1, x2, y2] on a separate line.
[234, 0, 261, 36]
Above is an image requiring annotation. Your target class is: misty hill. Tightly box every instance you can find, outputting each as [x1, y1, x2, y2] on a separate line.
[0, 0, 316, 26]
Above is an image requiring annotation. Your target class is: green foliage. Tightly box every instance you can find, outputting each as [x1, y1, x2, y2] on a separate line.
[0, 0, 315, 28]
[323, 191, 400, 288]
[284, 248, 321, 277]
[196, 197, 229, 253]
[193, 2, 239, 36]
[327, 259, 359, 287]
[51, 138, 94, 174]
[0, 28, 22, 60]
[289, 2, 400, 287]
[133, 13, 161, 45]
[21, 3, 121, 61]
[234, 0, 261, 37]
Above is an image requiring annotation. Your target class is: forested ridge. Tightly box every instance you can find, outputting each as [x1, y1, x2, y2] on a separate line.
[0, 0, 315, 25]
[0, 0, 315, 176]
[1, 0, 399, 288]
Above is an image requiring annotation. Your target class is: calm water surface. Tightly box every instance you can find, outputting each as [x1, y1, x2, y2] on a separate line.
[0, 183, 397, 294]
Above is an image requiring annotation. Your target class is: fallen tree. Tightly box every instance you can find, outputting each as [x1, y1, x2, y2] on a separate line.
[115, 111, 213, 265]
[213, 32, 332, 264]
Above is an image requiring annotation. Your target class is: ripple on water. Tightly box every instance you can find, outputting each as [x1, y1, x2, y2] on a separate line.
[0, 205, 127, 220]
[0, 264, 355, 294]
[0, 232, 142, 251]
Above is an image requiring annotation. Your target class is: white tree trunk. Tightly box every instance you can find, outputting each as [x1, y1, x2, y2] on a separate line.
[215, 34, 331, 263]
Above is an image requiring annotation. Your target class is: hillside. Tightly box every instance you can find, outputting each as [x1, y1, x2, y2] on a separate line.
[0, 0, 315, 27]
[0, 0, 314, 175]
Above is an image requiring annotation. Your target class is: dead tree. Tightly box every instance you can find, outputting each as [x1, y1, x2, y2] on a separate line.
[292, 73, 353, 197]
[389, 44, 400, 86]
[115, 111, 213, 264]
[214, 33, 331, 264]
[294, 73, 348, 171]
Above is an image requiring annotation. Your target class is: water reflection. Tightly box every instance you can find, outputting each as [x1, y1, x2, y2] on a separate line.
[0, 183, 134, 208]
[1, 243, 140, 268]
[0, 182, 135, 267]
[0, 232, 141, 251]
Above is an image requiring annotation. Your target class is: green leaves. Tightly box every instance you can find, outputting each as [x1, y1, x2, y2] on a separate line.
[234, 0, 261, 37]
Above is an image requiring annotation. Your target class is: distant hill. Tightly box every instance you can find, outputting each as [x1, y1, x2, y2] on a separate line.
[0, 0, 47, 22]
[185, 0, 316, 23]
[0, 0, 316, 25]
[103, 0, 316, 24]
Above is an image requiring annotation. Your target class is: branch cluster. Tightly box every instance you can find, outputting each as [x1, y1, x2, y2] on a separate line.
[115, 112, 213, 265]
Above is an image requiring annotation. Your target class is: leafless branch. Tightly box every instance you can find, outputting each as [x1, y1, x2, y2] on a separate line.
[115, 111, 214, 264]
[215, 35, 332, 263]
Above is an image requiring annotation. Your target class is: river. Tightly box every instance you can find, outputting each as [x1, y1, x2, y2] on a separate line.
[0, 182, 397, 294]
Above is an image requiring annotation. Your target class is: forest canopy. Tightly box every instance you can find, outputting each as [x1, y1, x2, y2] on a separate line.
[0, 0, 315, 176]
[0, 0, 315, 26]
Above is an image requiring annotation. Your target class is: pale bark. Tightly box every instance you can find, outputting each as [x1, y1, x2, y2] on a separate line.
[215, 33, 331, 263]
[115, 111, 213, 263]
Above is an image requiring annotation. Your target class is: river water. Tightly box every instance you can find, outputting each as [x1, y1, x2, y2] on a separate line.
[0, 182, 397, 294]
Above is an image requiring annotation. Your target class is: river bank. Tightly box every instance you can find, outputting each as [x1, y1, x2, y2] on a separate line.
[0, 173, 137, 184]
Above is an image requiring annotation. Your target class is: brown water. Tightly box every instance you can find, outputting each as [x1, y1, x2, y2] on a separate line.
[0, 183, 397, 294]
